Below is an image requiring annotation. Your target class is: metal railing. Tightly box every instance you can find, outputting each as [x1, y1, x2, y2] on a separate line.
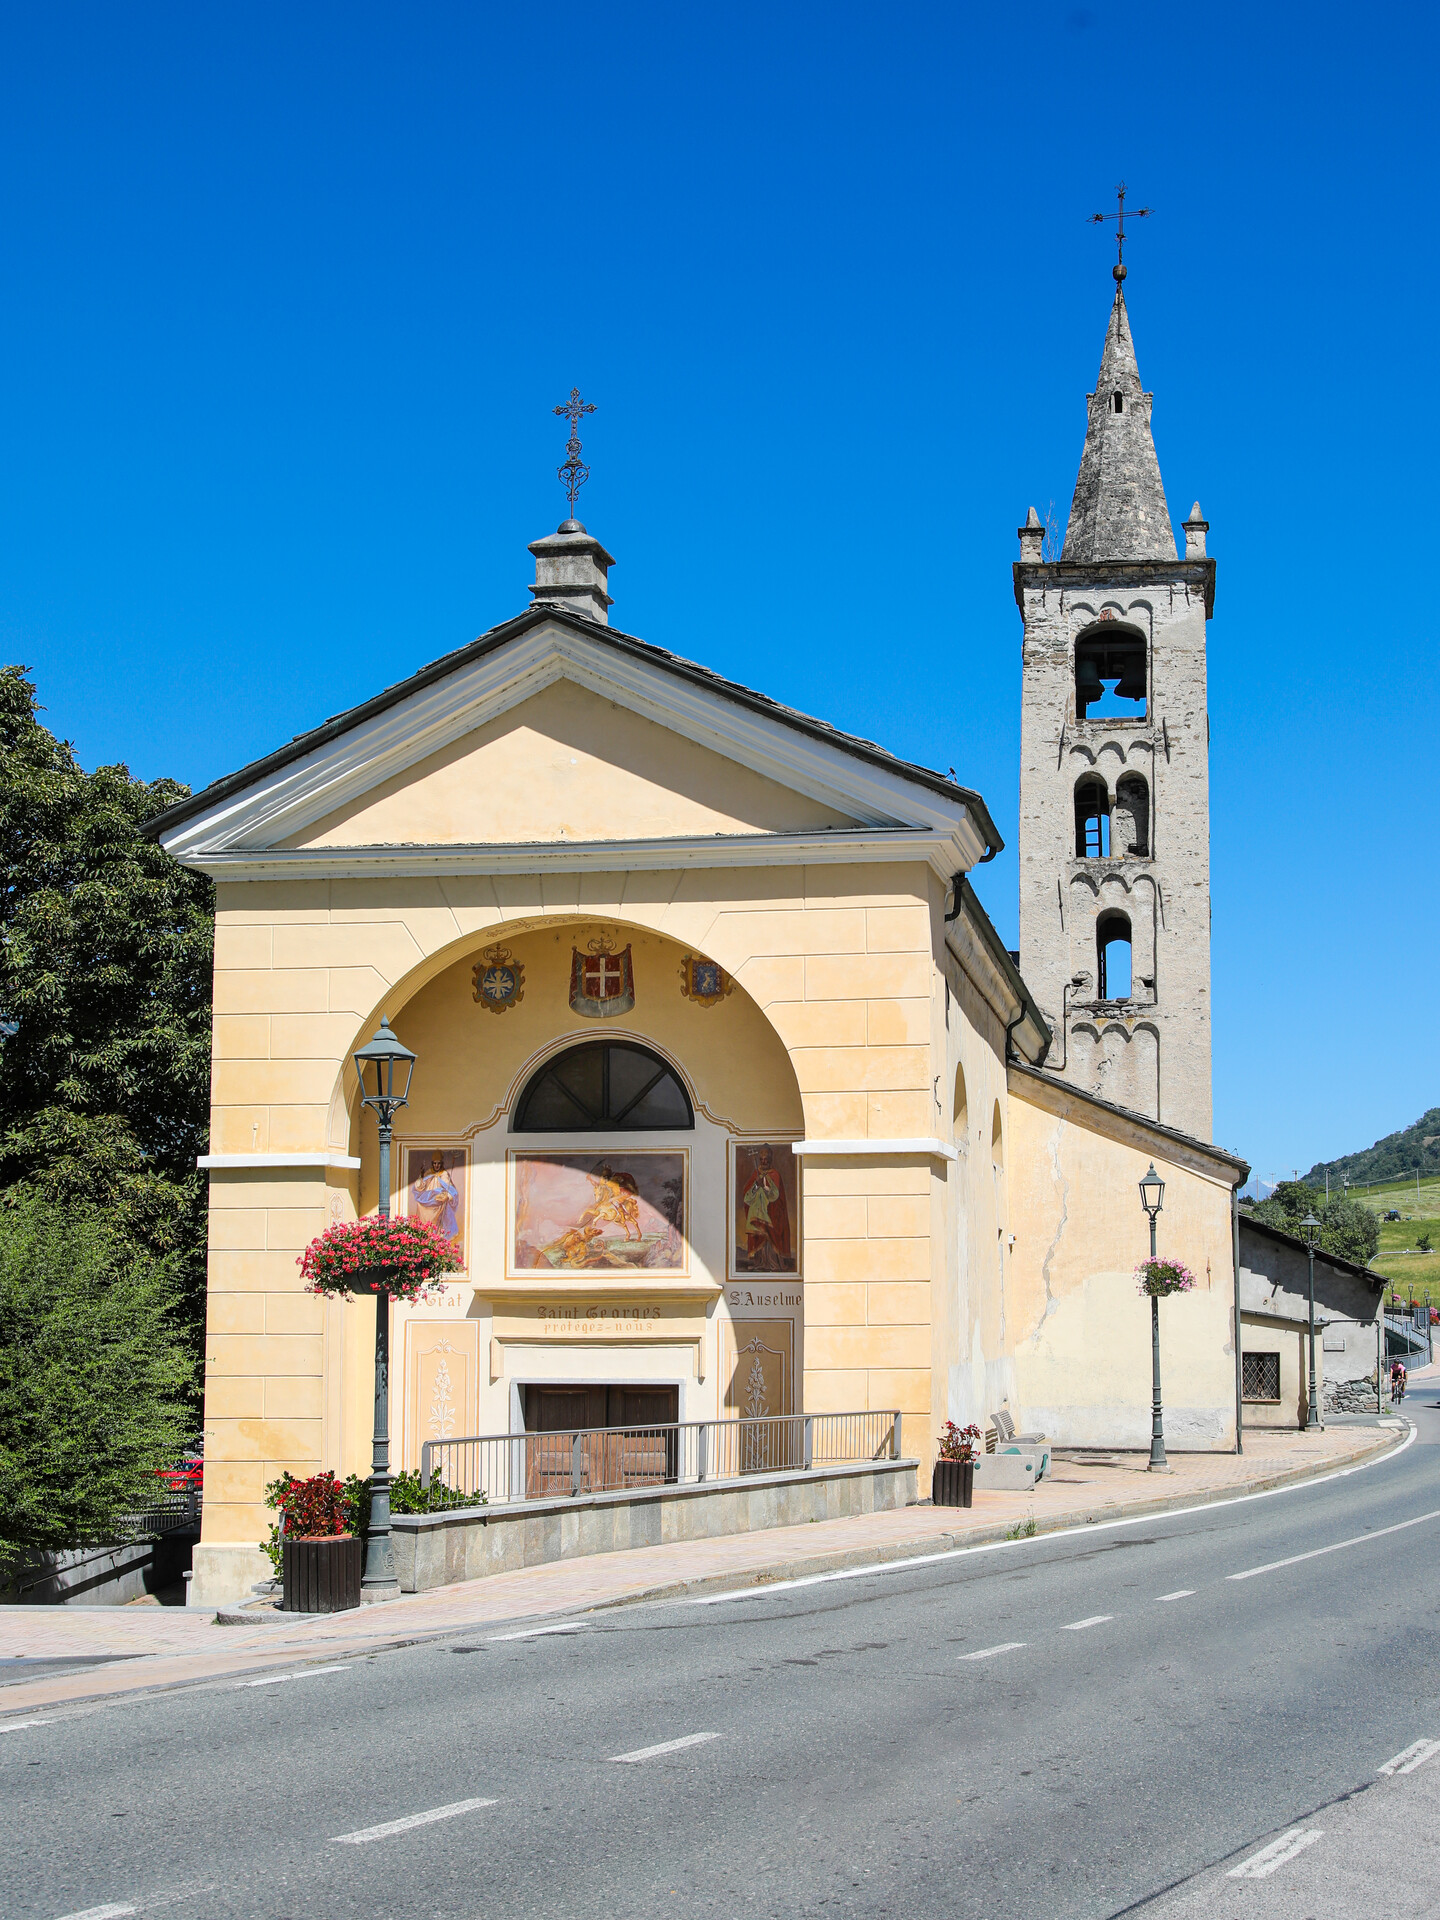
[120, 1488, 202, 1538]
[421, 1409, 902, 1506]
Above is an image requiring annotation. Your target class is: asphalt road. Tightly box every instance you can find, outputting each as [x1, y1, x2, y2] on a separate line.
[8, 1401, 1440, 1920]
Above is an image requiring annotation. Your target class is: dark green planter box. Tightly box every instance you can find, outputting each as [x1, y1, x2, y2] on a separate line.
[282, 1534, 362, 1613]
[932, 1460, 974, 1508]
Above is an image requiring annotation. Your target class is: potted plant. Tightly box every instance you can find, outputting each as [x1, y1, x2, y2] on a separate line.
[271, 1470, 364, 1613]
[933, 1421, 981, 1508]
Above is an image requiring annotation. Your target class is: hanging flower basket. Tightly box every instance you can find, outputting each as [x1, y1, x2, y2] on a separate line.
[1136, 1258, 1196, 1299]
[297, 1215, 463, 1302]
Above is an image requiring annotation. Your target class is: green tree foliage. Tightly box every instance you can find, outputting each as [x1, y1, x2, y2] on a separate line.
[1305, 1108, 1440, 1188]
[0, 666, 213, 1321]
[1250, 1180, 1380, 1267]
[0, 1193, 195, 1563]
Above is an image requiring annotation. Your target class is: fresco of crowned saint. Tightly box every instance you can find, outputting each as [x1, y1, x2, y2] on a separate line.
[407, 1149, 466, 1260]
[733, 1142, 798, 1275]
[511, 1151, 687, 1274]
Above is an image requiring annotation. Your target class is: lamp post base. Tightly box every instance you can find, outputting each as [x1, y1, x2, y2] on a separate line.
[361, 1582, 402, 1604]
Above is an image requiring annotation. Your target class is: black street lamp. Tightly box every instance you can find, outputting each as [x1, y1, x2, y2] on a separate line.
[352, 1016, 417, 1598]
[1139, 1163, 1168, 1471]
[1300, 1211, 1323, 1431]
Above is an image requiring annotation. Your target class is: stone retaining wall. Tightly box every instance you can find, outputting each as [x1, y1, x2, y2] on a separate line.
[390, 1458, 918, 1593]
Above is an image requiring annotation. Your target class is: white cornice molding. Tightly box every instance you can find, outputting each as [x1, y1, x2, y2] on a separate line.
[197, 1152, 361, 1171]
[177, 825, 968, 883]
[157, 623, 988, 868]
[793, 1137, 959, 1162]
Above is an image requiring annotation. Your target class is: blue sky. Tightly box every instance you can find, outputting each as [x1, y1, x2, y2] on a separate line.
[1, 2, 1434, 1186]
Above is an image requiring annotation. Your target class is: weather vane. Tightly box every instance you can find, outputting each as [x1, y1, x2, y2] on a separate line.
[1089, 181, 1152, 285]
[554, 387, 596, 520]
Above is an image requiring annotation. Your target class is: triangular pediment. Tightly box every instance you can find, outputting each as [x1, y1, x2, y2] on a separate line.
[284, 677, 860, 847]
[153, 609, 997, 874]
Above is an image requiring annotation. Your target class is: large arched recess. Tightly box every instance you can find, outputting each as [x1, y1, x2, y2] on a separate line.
[328, 914, 805, 1194]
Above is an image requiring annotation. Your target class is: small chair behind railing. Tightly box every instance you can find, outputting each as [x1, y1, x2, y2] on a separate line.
[421, 1408, 901, 1506]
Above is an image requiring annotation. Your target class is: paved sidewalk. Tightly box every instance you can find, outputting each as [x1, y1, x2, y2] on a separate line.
[0, 1422, 1404, 1719]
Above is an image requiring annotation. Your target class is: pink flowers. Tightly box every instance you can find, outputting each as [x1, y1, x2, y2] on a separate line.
[297, 1215, 463, 1301]
[937, 1420, 982, 1463]
[1136, 1259, 1196, 1298]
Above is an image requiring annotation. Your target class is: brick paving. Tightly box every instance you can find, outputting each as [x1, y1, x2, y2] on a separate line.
[0, 1422, 1403, 1719]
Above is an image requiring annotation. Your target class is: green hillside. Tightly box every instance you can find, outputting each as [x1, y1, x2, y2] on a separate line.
[1305, 1108, 1440, 1189]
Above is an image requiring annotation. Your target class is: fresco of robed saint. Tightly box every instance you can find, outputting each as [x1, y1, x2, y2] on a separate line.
[406, 1148, 466, 1262]
[732, 1141, 799, 1275]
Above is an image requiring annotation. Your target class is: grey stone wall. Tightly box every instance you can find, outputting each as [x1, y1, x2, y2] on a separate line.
[1015, 566, 1214, 1139]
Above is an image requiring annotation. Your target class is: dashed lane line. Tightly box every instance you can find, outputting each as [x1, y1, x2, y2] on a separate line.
[1157, 1590, 1195, 1602]
[609, 1731, 721, 1764]
[958, 1642, 1026, 1661]
[52, 1907, 136, 1919]
[1379, 1738, 1440, 1776]
[0, 1716, 52, 1732]
[237, 1665, 351, 1688]
[330, 1798, 498, 1844]
[1226, 1828, 1324, 1878]
[1061, 1615, 1113, 1631]
[1227, 1507, 1440, 1582]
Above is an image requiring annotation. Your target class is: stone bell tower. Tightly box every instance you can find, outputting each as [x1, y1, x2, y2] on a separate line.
[1015, 280, 1215, 1140]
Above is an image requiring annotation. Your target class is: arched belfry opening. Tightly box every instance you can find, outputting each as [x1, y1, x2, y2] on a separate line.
[1096, 910, 1133, 1000]
[1075, 625, 1147, 720]
[1074, 775, 1111, 858]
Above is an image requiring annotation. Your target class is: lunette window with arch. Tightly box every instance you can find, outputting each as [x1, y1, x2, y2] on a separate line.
[1075, 628, 1147, 720]
[1096, 911, 1133, 1001]
[513, 1040, 694, 1131]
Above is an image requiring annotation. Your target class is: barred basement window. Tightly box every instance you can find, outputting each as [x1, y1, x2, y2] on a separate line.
[1242, 1352, 1281, 1402]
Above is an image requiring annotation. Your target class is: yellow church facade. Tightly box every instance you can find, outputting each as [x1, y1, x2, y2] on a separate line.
[155, 523, 1247, 1608]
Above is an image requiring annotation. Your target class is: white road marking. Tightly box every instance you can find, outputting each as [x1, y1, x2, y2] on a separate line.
[1228, 1508, 1440, 1583]
[487, 1622, 592, 1642]
[330, 1797, 498, 1844]
[1227, 1827, 1324, 1878]
[1062, 1615, 1113, 1630]
[0, 1717, 52, 1732]
[609, 1731, 721, 1764]
[684, 1427, 1418, 1605]
[238, 1664, 351, 1688]
[959, 1642, 1026, 1660]
[52, 1907, 136, 1919]
[1157, 1590, 1195, 1602]
[1379, 1738, 1440, 1776]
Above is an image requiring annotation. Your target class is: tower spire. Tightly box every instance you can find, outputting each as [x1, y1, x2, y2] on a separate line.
[1061, 287, 1175, 562]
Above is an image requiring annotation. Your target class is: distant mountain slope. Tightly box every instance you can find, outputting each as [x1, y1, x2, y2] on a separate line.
[1305, 1108, 1440, 1188]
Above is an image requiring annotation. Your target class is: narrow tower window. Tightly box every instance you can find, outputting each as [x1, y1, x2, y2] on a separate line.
[1074, 776, 1111, 858]
[1075, 628, 1147, 720]
[1112, 390, 1124, 414]
[1114, 772, 1150, 857]
[1096, 912, 1132, 1000]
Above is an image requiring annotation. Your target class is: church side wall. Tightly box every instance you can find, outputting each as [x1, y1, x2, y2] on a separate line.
[1003, 1073, 1237, 1449]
